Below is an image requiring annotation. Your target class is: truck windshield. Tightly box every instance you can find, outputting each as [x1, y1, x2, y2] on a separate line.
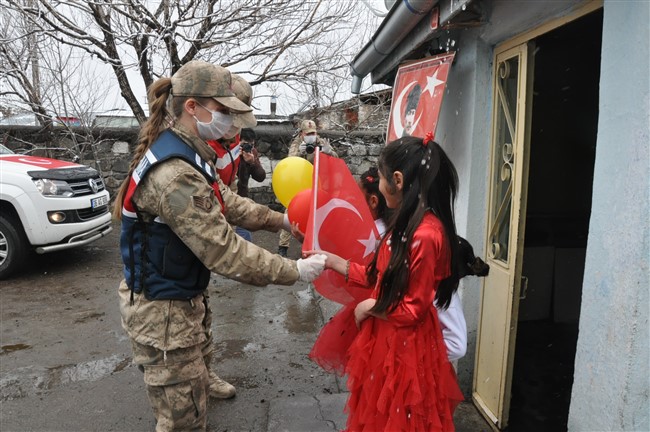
[0, 144, 15, 155]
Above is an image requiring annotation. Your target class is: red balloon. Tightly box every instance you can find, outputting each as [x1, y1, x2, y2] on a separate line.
[287, 189, 312, 233]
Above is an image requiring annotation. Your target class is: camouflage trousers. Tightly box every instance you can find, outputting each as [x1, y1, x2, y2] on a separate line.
[131, 342, 209, 431]
[130, 295, 215, 431]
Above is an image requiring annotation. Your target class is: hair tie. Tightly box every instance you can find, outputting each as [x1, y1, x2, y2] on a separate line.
[423, 131, 434, 146]
[366, 175, 375, 183]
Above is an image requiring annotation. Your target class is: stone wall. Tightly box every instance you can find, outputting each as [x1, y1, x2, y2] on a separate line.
[1, 123, 384, 210]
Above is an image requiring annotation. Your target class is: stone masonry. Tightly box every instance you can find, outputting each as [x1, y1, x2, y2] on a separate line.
[0, 123, 385, 210]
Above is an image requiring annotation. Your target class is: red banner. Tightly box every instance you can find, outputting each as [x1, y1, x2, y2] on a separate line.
[386, 52, 455, 142]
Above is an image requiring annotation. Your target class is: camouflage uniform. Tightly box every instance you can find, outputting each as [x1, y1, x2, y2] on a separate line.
[279, 135, 338, 249]
[119, 123, 299, 431]
[286, 134, 338, 163]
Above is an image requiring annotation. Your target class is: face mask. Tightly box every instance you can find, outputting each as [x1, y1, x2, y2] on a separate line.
[304, 135, 317, 145]
[222, 124, 241, 140]
[194, 103, 233, 140]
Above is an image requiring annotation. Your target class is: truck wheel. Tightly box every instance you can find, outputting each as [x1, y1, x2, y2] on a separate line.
[0, 214, 29, 279]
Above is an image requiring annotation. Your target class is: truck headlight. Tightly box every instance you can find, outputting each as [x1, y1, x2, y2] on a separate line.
[33, 179, 75, 197]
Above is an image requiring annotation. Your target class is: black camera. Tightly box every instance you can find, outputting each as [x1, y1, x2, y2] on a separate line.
[305, 143, 316, 154]
[241, 142, 253, 152]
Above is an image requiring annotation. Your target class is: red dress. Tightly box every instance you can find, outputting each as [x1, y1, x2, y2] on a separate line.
[312, 213, 463, 431]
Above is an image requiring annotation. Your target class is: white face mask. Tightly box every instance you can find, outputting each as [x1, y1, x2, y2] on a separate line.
[222, 124, 241, 140]
[303, 135, 317, 145]
[194, 103, 233, 140]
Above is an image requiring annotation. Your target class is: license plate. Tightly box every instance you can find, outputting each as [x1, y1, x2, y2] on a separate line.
[91, 195, 108, 209]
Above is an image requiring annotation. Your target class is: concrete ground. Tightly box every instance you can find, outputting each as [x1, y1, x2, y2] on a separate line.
[0, 221, 492, 431]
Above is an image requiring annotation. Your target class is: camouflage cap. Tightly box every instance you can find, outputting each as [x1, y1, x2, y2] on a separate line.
[300, 119, 317, 134]
[233, 111, 256, 129]
[231, 75, 257, 128]
[231, 75, 253, 106]
[171, 60, 252, 114]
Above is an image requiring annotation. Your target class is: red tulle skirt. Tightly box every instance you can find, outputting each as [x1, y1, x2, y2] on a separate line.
[310, 306, 463, 432]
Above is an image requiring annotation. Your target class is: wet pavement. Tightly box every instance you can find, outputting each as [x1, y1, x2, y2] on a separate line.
[0, 221, 491, 431]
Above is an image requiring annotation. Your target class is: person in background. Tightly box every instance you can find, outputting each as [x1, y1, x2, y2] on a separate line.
[440, 237, 489, 365]
[278, 119, 338, 257]
[206, 74, 256, 191]
[308, 135, 464, 431]
[358, 166, 389, 238]
[113, 60, 327, 431]
[235, 127, 266, 241]
[201, 74, 258, 397]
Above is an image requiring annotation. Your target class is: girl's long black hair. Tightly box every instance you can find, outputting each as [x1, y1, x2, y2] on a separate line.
[367, 136, 460, 312]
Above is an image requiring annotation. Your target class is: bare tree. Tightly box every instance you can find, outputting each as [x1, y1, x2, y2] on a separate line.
[4, 0, 371, 124]
[1, 1, 115, 162]
[0, 2, 51, 128]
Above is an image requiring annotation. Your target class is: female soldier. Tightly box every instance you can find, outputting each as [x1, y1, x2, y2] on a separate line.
[113, 60, 326, 431]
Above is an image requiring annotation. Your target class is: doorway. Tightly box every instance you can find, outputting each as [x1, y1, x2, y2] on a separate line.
[506, 9, 603, 432]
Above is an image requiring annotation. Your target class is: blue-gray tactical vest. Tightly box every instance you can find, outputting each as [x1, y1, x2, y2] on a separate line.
[120, 130, 220, 301]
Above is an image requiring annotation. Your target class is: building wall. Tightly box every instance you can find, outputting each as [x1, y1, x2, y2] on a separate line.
[435, 28, 492, 395]
[0, 124, 384, 210]
[568, 2, 650, 430]
[434, 5, 647, 419]
[439, 0, 591, 396]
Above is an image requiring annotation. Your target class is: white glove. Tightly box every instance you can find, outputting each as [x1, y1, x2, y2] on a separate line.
[296, 254, 327, 282]
[298, 142, 307, 154]
[321, 138, 332, 155]
[282, 213, 291, 232]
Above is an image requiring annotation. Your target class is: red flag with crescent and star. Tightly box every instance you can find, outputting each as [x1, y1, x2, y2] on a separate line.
[302, 150, 379, 304]
[386, 52, 455, 143]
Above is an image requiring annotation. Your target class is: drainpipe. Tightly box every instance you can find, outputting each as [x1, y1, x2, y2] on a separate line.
[350, 0, 437, 94]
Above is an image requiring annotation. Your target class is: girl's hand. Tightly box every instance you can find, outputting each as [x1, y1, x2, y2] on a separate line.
[303, 250, 347, 275]
[354, 298, 377, 329]
[291, 222, 305, 242]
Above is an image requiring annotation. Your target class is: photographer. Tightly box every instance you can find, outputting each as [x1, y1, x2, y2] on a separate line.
[237, 128, 266, 199]
[279, 119, 338, 256]
[287, 119, 338, 163]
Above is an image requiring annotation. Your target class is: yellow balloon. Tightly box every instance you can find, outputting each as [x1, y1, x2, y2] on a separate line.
[272, 157, 314, 207]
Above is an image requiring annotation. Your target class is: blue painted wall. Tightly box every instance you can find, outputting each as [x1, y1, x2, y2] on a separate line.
[436, 27, 492, 395]
[435, 2, 649, 425]
[568, 2, 650, 430]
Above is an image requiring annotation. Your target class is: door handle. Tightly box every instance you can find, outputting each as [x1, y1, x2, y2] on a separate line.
[519, 276, 529, 300]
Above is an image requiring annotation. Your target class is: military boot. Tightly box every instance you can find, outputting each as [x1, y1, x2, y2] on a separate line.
[208, 370, 236, 399]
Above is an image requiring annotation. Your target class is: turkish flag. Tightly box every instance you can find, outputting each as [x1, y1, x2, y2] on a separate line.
[303, 150, 379, 304]
[386, 52, 455, 142]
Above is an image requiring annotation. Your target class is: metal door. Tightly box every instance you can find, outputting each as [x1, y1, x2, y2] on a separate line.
[472, 42, 533, 429]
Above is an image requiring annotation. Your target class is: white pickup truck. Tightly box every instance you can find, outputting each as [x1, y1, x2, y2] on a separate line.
[0, 144, 112, 278]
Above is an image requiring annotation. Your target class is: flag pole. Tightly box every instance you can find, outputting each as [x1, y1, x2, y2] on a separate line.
[311, 147, 320, 249]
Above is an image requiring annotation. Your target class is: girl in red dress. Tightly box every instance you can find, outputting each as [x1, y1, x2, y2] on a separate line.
[310, 135, 464, 431]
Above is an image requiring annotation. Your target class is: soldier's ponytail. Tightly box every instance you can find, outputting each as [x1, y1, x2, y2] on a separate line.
[113, 78, 173, 219]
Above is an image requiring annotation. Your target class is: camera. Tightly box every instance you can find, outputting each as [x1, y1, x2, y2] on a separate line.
[241, 142, 253, 152]
[305, 143, 316, 154]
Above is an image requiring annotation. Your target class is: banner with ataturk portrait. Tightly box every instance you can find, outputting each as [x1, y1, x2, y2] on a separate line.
[386, 52, 455, 143]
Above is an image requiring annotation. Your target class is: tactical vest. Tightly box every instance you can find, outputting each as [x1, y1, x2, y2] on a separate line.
[120, 130, 223, 301]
